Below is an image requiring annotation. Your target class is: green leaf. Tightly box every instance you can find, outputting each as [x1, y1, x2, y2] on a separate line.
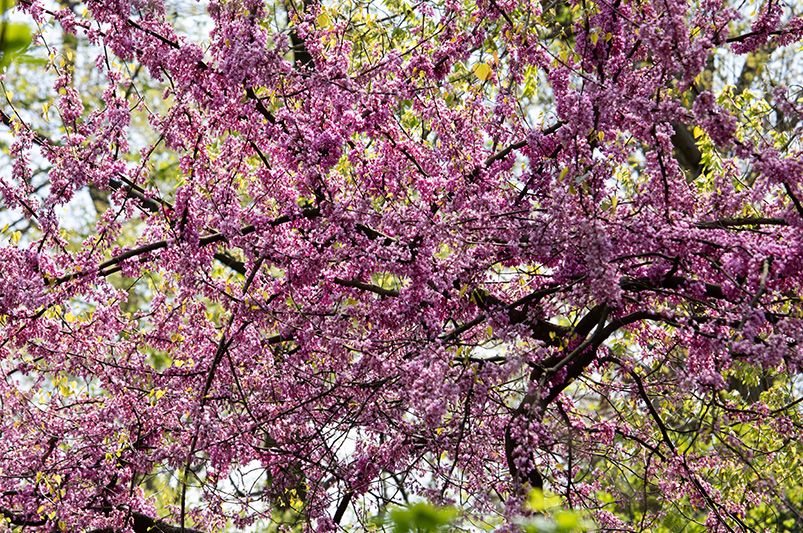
[0, 21, 32, 69]
[1, 22, 30, 51]
[389, 503, 457, 532]
[13, 53, 47, 66]
[528, 489, 562, 512]
[554, 510, 581, 531]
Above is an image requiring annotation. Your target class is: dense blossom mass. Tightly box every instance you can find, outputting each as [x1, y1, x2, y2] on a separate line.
[0, 0, 802, 530]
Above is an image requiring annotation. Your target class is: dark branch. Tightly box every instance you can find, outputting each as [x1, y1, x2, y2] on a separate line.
[695, 217, 787, 229]
[671, 122, 702, 178]
[87, 512, 205, 533]
[620, 275, 726, 300]
[333, 277, 399, 297]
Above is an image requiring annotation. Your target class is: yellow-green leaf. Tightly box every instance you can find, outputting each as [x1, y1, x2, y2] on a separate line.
[0, 0, 15, 15]
[316, 12, 331, 28]
[473, 62, 492, 81]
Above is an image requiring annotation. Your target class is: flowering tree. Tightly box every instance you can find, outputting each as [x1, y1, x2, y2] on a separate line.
[0, 0, 802, 530]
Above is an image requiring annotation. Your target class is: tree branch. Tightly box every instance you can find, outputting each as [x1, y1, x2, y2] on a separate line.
[333, 277, 399, 297]
[87, 512, 205, 533]
[695, 217, 787, 229]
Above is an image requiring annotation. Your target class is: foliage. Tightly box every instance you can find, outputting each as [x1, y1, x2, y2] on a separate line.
[0, 1, 31, 69]
[386, 502, 458, 532]
[0, 0, 801, 531]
